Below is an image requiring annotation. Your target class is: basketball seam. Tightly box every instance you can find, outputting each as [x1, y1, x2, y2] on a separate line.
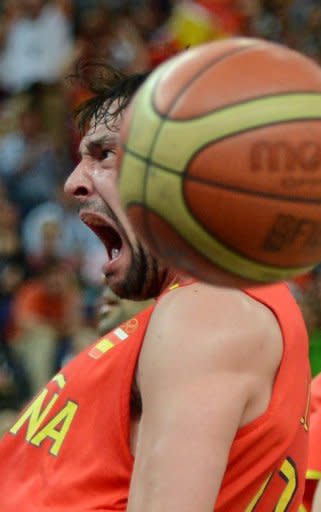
[125, 202, 313, 271]
[122, 116, 321, 204]
[155, 90, 321, 122]
[182, 175, 321, 204]
[143, 42, 263, 254]
[151, 41, 262, 118]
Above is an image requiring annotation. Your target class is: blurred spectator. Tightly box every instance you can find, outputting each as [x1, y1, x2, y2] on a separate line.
[247, 0, 284, 41]
[193, 1, 246, 38]
[128, 0, 178, 67]
[0, 410, 18, 438]
[0, 270, 30, 412]
[0, 197, 22, 265]
[65, 4, 149, 84]
[145, 0, 246, 67]
[8, 258, 94, 396]
[0, 197, 27, 340]
[107, 9, 150, 72]
[21, 184, 106, 287]
[247, 0, 321, 62]
[0, 0, 74, 151]
[286, 0, 321, 62]
[0, 102, 62, 214]
[0, 260, 26, 337]
[0, 177, 8, 201]
[0, 0, 73, 94]
[0, 189, 31, 409]
[0, 335, 30, 410]
[0, 193, 27, 335]
[96, 286, 153, 336]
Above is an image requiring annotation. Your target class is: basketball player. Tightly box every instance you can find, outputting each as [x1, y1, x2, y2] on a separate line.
[302, 373, 321, 511]
[0, 63, 310, 511]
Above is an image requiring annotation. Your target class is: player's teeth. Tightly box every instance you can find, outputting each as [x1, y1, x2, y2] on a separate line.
[111, 248, 120, 259]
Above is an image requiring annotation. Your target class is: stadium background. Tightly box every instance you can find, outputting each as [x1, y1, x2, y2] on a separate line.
[0, 0, 320, 431]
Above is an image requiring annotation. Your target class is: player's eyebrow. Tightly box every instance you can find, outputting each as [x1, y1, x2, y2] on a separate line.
[78, 134, 118, 156]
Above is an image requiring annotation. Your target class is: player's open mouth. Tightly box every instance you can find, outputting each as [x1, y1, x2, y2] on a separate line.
[80, 213, 123, 262]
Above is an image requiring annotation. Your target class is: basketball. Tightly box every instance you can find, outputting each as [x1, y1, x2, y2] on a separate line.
[118, 37, 321, 284]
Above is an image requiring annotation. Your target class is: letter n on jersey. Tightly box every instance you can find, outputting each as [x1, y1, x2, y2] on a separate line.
[9, 374, 78, 456]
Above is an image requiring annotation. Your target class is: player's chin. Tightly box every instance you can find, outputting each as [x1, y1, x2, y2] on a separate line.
[103, 263, 141, 300]
[103, 265, 132, 299]
[103, 274, 128, 300]
[106, 266, 147, 302]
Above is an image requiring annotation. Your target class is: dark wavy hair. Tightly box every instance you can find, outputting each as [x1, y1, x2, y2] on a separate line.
[70, 60, 149, 134]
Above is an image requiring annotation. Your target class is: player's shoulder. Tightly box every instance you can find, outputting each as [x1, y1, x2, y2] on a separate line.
[148, 281, 282, 374]
[156, 280, 282, 339]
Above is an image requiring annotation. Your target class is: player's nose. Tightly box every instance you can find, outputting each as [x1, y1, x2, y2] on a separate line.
[64, 161, 94, 200]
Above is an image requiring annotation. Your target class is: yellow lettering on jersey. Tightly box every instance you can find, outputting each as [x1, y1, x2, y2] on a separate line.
[245, 474, 272, 512]
[246, 457, 298, 511]
[31, 400, 78, 456]
[52, 373, 66, 389]
[275, 458, 297, 512]
[10, 389, 59, 441]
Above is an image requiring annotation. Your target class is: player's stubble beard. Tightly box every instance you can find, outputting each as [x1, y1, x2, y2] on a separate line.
[116, 242, 170, 301]
[81, 199, 170, 301]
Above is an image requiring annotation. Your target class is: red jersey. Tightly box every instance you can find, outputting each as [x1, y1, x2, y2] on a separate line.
[302, 373, 321, 511]
[0, 282, 309, 511]
[216, 284, 310, 511]
[9, 279, 81, 341]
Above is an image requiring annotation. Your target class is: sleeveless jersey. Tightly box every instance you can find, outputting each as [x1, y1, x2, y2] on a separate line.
[215, 283, 310, 511]
[0, 282, 309, 511]
[302, 373, 321, 512]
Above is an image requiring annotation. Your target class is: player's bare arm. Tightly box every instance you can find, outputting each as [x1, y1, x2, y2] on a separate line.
[127, 282, 283, 512]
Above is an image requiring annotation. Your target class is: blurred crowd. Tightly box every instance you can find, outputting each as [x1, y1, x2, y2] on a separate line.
[0, 0, 321, 431]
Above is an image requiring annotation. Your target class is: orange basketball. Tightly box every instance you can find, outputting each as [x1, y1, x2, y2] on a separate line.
[118, 38, 321, 284]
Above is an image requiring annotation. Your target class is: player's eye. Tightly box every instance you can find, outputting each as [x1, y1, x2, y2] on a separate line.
[89, 144, 116, 161]
[101, 148, 115, 160]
